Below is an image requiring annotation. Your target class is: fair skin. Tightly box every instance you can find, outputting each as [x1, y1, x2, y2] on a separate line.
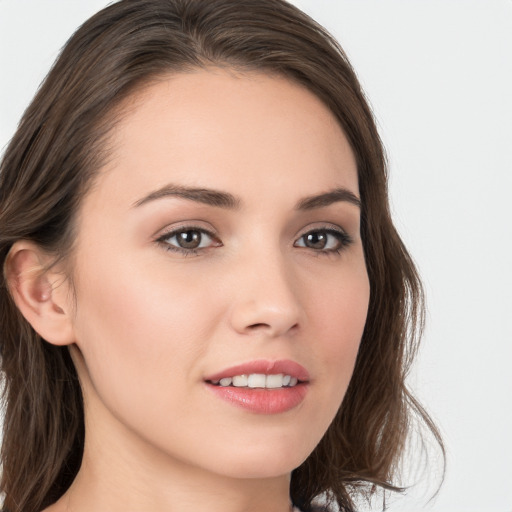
[9, 69, 369, 512]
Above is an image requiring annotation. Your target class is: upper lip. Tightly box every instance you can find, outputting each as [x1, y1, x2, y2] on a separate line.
[204, 359, 310, 383]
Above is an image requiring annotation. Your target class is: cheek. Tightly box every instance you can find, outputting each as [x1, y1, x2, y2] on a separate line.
[308, 261, 370, 392]
[70, 254, 216, 412]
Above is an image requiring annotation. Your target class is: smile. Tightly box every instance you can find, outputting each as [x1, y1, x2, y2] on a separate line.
[209, 373, 299, 388]
[204, 360, 309, 414]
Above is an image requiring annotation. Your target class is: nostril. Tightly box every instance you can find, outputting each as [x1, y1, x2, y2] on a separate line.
[230, 298, 301, 337]
[247, 323, 269, 330]
[246, 321, 299, 334]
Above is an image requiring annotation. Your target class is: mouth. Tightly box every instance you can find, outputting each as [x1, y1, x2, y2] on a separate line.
[204, 360, 309, 414]
[207, 373, 300, 389]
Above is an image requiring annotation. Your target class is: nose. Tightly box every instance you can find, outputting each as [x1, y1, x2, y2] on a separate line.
[228, 253, 302, 338]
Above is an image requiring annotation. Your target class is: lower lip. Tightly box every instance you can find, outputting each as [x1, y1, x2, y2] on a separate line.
[206, 383, 308, 414]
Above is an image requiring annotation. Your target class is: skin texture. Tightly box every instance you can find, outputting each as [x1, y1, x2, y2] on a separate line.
[13, 69, 369, 512]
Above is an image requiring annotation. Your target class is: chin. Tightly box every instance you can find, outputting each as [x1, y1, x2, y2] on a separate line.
[201, 436, 313, 480]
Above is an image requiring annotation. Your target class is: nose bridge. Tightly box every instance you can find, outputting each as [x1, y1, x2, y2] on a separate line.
[229, 240, 302, 337]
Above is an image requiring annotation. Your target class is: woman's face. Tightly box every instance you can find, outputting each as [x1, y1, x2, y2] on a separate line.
[67, 69, 369, 479]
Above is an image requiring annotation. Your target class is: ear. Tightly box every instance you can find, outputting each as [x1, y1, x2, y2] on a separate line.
[4, 241, 75, 346]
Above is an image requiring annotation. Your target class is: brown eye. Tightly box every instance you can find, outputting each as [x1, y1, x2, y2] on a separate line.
[294, 228, 351, 253]
[303, 232, 328, 250]
[175, 230, 203, 249]
[158, 227, 220, 253]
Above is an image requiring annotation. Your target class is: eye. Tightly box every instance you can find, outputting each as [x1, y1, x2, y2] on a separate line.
[294, 228, 352, 253]
[157, 227, 220, 254]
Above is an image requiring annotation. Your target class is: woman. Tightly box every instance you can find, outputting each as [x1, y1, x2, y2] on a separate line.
[0, 1, 443, 511]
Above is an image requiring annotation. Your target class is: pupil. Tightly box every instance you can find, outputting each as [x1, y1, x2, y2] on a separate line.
[178, 230, 201, 249]
[306, 232, 326, 249]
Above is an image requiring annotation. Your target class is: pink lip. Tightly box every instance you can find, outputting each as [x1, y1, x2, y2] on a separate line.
[204, 359, 310, 415]
[204, 359, 310, 383]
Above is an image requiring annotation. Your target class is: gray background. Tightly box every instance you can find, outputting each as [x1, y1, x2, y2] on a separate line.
[1, 1, 511, 511]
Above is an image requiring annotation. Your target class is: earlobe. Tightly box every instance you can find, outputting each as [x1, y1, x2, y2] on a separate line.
[4, 241, 75, 346]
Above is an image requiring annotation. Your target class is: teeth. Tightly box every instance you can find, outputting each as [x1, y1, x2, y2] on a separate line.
[266, 374, 285, 388]
[215, 373, 299, 389]
[232, 375, 248, 387]
[247, 373, 266, 388]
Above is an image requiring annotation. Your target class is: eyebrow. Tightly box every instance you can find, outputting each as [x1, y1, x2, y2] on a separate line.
[296, 187, 361, 210]
[132, 184, 241, 209]
[132, 184, 360, 210]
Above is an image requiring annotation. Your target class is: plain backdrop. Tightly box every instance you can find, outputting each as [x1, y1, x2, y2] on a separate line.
[1, 1, 511, 511]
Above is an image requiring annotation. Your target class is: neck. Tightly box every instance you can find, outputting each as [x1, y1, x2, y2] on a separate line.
[45, 387, 294, 512]
[65, 451, 293, 512]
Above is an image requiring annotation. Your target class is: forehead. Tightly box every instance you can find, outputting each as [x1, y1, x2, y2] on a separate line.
[89, 68, 358, 210]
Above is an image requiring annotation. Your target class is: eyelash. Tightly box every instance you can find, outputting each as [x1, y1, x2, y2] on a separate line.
[155, 225, 353, 256]
[294, 228, 353, 255]
[156, 226, 220, 256]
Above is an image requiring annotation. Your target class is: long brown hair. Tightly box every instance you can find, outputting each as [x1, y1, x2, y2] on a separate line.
[0, 1, 443, 511]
